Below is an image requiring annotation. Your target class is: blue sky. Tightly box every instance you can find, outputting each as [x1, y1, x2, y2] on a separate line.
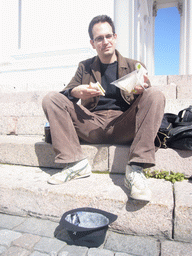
[155, 7, 180, 75]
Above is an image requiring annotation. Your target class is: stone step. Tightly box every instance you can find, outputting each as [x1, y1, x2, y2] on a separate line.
[0, 163, 192, 244]
[1, 89, 192, 135]
[0, 135, 192, 178]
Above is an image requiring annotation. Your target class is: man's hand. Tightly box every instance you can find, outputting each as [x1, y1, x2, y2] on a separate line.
[133, 74, 149, 94]
[71, 84, 102, 100]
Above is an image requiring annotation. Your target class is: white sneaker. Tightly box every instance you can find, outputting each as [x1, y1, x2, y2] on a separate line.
[124, 165, 152, 201]
[48, 158, 91, 185]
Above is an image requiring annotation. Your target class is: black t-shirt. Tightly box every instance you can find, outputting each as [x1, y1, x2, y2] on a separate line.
[93, 61, 130, 112]
[62, 60, 130, 112]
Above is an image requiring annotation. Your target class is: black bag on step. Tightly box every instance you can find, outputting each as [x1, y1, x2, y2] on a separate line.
[156, 105, 192, 150]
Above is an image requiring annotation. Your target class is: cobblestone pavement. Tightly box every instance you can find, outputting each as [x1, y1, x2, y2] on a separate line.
[0, 213, 192, 256]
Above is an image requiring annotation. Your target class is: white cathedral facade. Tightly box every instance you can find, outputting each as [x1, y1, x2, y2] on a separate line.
[0, 0, 191, 92]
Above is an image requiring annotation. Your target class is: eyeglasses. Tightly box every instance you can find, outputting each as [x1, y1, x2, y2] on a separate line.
[93, 33, 115, 43]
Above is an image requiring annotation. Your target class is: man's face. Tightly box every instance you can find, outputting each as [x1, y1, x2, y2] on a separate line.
[90, 22, 117, 62]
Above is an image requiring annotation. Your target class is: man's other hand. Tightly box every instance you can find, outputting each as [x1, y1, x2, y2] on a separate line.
[133, 74, 149, 94]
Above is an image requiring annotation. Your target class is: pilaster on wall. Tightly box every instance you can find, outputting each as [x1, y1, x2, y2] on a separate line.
[114, 0, 155, 75]
[179, 0, 192, 75]
[114, 0, 135, 59]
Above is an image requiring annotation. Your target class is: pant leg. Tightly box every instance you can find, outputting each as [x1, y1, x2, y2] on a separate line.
[42, 92, 83, 163]
[42, 91, 111, 163]
[106, 87, 166, 167]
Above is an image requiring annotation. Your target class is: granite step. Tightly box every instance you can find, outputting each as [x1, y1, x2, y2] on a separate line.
[0, 134, 192, 243]
[0, 163, 192, 244]
[0, 90, 192, 136]
[0, 135, 192, 178]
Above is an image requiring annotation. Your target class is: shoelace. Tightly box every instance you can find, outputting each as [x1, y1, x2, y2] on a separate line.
[129, 171, 147, 189]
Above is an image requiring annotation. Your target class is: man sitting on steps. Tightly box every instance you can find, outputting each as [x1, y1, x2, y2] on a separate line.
[42, 15, 165, 202]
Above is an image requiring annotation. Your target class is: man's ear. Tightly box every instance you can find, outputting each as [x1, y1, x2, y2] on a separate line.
[113, 33, 117, 40]
[90, 39, 96, 49]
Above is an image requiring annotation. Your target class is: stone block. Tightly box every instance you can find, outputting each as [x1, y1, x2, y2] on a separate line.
[12, 234, 41, 250]
[6, 116, 18, 135]
[109, 145, 130, 173]
[0, 117, 7, 134]
[0, 164, 174, 239]
[108, 144, 192, 178]
[154, 148, 192, 178]
[110, 178, 173, 239]
[115, 253, 132, 256]
[1, 246, 30, 256]
[0, 230, 22, 247]
[177, 85, 192, 99]
[1, 135, 192, 177]
[17, 116, 46, 135]
[0, 100, 44, 117]
[88, 248, 114, 256]
[0, 213, 25, 230]
[161, 240, 192, 256]
[165, 99, 192, 114]
[0, 135, 108, 171]
[104, 231, 160, 256]
[0, 91, 47, 116]
[148, 75, 168, 86]
[0, 135, 56, 168]
[14, 218, 58, 238]
[34, 237, 66, 254]
[0, 116, 45, 135]
[153, 84, 176, 100]
[59, 245, 88, 256]
[0, 91, 47, 135]
[81, 144, 108, 172]
[0, 246, 6, 254]
[168, 75, 192, 86]
[174, 180, 192, 243]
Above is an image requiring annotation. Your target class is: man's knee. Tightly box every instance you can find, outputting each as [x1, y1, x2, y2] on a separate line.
[144, 87, 166, 105]
[42, 91, 59, 108]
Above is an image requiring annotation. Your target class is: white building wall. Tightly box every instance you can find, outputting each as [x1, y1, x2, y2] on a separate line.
[0, 0, 114, 92]
[0, 0, 191, 93]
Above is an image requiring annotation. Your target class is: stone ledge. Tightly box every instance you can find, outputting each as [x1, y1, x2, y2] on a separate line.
[0, 135, 192, 178]
[174, 180, 192, 243]
[0, 86, 192, 135]
[0, 164, 173, 240]
[168, 75, 192, 86]
[0, 163, 191, 243]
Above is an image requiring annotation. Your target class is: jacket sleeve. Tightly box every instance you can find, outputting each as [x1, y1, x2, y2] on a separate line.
[59, 62, 84, 102]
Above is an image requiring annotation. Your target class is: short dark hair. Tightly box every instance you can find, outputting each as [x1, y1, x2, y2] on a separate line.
[88, 15, 115, 40]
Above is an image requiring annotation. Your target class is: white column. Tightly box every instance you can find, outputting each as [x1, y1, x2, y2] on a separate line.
[145, 0, 156, 75]
[114, 0, 155, 74]
[179, 0, 192, 75]
[0, 0, 3, 63]
[0, 0, 18, 63]
[114, 0, 135, 59]
[187, 0, 192, 74]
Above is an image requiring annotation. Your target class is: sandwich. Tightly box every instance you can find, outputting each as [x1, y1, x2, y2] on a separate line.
[89, 82, 105, 96]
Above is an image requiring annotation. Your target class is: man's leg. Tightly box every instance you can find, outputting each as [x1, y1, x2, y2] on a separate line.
[106, 87, 165, 166]
[106, 87, 165, 201]
[42, 91, 109, 163]
[42, 91, 110, 184]
[42, 92, 84, 163]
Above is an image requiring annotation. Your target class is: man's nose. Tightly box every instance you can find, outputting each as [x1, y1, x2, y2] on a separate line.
[103, 37, 108, 44]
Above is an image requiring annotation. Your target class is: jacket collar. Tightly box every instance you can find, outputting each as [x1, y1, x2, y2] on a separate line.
[90, 50, 129, 83]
